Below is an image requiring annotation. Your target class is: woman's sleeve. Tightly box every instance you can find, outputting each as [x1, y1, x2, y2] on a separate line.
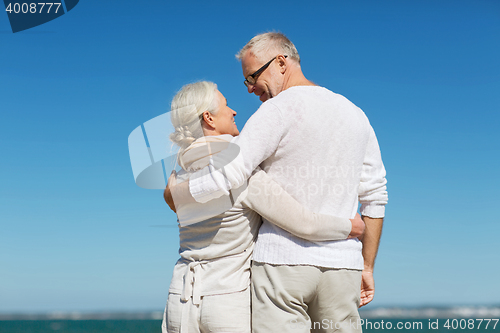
[242, 170, 351, 241]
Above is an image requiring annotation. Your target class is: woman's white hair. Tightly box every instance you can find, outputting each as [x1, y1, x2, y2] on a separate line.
[169, 81, 219, 150]
[236, 32, 300, 64]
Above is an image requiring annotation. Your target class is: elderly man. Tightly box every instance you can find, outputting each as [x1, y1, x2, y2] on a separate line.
[166, 32, 387, 333]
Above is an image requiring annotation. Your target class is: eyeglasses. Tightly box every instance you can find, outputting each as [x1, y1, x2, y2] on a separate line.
[244, 55, 288, 87]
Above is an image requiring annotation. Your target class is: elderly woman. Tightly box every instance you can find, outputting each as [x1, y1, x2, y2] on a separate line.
[162, 81, 363, 333]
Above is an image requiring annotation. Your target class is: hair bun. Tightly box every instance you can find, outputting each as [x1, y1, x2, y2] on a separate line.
[170, 126, 196, 149]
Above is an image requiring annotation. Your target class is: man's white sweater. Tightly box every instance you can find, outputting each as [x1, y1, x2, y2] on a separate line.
[190, 86, 388, 270]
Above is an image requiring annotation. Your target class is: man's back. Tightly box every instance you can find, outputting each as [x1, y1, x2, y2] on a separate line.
[249, 85, 386, 269]
[260, 85, 370, 216]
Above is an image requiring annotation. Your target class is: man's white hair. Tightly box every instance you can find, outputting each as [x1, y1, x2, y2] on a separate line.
[169, 81, 219, 150]
[236, 32, 300, 64]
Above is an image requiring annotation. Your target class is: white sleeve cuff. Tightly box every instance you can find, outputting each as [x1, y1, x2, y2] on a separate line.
[360, 203, 386, 218]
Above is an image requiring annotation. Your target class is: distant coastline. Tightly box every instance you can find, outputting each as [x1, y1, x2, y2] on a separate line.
[360, 305, 500, 319]
[0, 311, 164, 321]
[1, 306, 499, 321]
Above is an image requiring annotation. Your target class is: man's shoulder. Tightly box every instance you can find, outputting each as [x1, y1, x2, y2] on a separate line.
[276, 85, 347, 101]
[269, 86, 356, 109]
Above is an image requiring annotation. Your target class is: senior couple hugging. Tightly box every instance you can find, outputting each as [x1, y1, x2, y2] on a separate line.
[161, 32, 388, 333]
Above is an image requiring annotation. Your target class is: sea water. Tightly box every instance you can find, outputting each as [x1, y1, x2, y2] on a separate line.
[0, 318, 497, 332]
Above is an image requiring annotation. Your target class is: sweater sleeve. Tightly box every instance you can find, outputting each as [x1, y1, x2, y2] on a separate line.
[242, 170, 352, 241]
[358, 125, 388, 218]
[189, 102, 285, 203]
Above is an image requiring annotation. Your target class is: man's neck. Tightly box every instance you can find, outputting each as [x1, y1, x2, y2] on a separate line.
[282, 66, 316, 91]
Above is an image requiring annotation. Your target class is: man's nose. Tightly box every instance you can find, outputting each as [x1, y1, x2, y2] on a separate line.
[246, 84, 255, 94]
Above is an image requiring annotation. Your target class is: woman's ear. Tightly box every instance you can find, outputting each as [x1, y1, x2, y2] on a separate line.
[202, 111, 216, 129]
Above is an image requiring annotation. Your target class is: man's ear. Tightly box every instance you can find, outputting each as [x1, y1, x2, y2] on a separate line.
[277, 55, 287, 74]
[202, 111, 216, 129]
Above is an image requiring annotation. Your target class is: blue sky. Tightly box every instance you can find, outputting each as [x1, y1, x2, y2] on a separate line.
[1, 0, 499, 313]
